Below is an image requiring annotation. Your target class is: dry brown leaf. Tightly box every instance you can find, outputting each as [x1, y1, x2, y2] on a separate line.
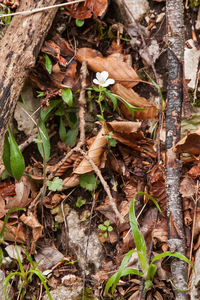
[0, 221, 26, 243]
[5, 176, 37, 209]
[76, 48, 141, 88]
[179, 177, 196, 198]
[43, 194, 66, 209]
[174, 126, 200, 155]
[111, 83, 158, 120]
[20, 212, 43, 242]
[95, 196, 116, 224]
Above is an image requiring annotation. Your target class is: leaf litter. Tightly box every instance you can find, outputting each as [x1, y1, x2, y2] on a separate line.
[1, 0, 200, 299]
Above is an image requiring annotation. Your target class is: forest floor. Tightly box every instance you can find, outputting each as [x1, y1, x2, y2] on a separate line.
[0, 0, 200, 299]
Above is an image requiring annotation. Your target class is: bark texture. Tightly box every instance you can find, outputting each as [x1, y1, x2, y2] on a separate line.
[166, 1, 189, 299]
[0, 0, 62, 162]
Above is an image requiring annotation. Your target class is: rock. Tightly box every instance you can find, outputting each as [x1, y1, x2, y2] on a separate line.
[112, 0, 149, 23]
[0, 270, 14, 300]
[14, 85, 41, 136]
[67, 210, 104, 274]
[43, 284, 82, 300]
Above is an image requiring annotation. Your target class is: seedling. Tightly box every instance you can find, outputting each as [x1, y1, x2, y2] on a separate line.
[76, 197, 86, 208]
[75, 19, 84, 27]
[3, 245, 53, 300]
[98, 220, 113, 238]
[105, 192, 195, 297]
[48, 177, 63, 191]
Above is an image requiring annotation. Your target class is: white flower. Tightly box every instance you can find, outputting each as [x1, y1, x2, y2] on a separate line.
[93, 71, 115, 87]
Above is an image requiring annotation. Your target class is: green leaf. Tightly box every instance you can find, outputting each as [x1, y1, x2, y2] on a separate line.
[97, 114, 104, 121]
[55, 103, 64, 116]
[44, 54, 52, 74]
[104, 90, 118, 110]
[19, 94, 34, 113]
[136, 192, 164, 216]
[59, 117, 67, 142]
[3, 131, 12, 177]
[147, 263, 157, 281]
[98, 224, 107, 231]
[108, 138, 117, 147]
[65, 125, 78, 146]
[27, 270, 53, 300]
[108, 226, 113, 232]
[62, 88, 73, 106]
[76, 197, 86, 208]
[75, 19, 84, 27]
[40, 99, 62, 122]
[130, 195, 149, 274]
[37, 120, 50, 161]
[8, 126, 25, 181]
[0, 208, 24, 241]
[105, 267, 143, 297]
[145, 280, 153, 290]
[79, 174, 99, 191]
[48, 177, 63, 191]
[104, 231, 108, 238]
[104, 220, 110, 227]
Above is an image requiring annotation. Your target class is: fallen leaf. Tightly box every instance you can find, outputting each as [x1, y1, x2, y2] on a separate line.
[179, 177, 196, 198]
[111, 83, 158, 120]
[76, 48, 141, 88]
[20, 212, 43, 242]
[174, 126, 200, 155]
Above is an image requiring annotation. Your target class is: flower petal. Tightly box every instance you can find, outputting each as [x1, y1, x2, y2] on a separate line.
[106, 78, 115, 85]
[93, 78, 100, 85]
[100, 71, 109, 82]
[96, 72, 101, 81]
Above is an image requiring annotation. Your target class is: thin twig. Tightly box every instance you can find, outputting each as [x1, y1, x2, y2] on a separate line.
[0, 0, 86, 18]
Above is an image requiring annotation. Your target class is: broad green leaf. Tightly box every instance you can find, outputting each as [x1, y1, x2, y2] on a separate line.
[104, 220, 110, 227]
[8, 126, 25, 181]
[130, 195, 149, 274]
[55, 103, 64, 116]
[108, 226, 113, 232]
[108, 138, 117, 147]
[145, 280, 153, 290]
[76, 197, 86, 208]
[59, 117, 67, 142]
[98, 224, 107, 231]
[79, 174, 99, 191]
[40, 99, 62, 122]
[48, 177, 63, 191]
[3, 131, 12, 177]
[147, 263, 157, 281]
[62, 88, 73, 106]
[75, 19, 84, 27]
[44, 54, 52, 74]
[97, 114, 104, 121]
[37, 120, 50, 161]
[65, 125, 78, 146]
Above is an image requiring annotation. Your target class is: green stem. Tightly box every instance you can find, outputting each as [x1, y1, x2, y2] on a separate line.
[97, 87, 109, 136]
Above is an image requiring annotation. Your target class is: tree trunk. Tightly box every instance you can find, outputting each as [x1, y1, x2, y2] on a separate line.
[165, 0, 189, 299]
[0, 0, 62, 163]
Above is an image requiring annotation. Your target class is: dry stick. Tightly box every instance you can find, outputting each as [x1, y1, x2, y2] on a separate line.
[122, 0, 163, 163]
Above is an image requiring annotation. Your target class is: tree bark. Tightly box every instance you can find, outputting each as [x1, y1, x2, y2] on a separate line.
[0, 0, 62, 162]
[165, 1, 189, 299]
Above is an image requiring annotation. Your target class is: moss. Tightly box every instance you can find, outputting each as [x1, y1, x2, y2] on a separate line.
[75, 287, 95, 300]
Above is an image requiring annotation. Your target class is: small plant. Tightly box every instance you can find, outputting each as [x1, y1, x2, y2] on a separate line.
[105, 192, 195, 297]
[3, 245, 52, 300]
[75, 19, 84, 27]
[79, 174, 99, 192]
[98, 220, 113, 238]
[76, 197, 86, 208]
[0, 4, 11, 26]
[3, 125, 25, 181]
[48, 177, 63, 191]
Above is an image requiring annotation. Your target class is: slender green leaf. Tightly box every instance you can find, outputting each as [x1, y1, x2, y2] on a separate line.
[44, 54, 52, 74]
[36, 120, 50, 161]
[59, 117, 67, 142]
[28, 270, 53, 300]
[104, 90, 118, 110]
[62, 88, 73, 106]
[3, 131, 12, 177]
[130, 196, 149, 274]
[8, 126, 25, 181]
[3, 272, 23, 300]
[0, 208, 24, 240]
[136, 192, 164, 216]
[147, 263, 157, 281]
[15, 245, 24, 277]
[19, 94, 34, 113]
[143, 70, 163, 110]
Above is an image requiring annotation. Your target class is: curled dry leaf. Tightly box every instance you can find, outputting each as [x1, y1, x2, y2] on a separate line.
[174, 125, 200, 155]
[111, 83, 158, 120]
[43, 194, 66, 209]
[179, 177, 196, 198]
[5, 176, 37, 209]
[20, 212, 43, 242]
[76, 48, 141, 88]
[64, 0, 108, 20]
[0, 220, 26, 243]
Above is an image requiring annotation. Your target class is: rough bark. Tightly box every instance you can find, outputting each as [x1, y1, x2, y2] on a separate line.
[0, 0, 62, 162]
[165, 1, 189, 299]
